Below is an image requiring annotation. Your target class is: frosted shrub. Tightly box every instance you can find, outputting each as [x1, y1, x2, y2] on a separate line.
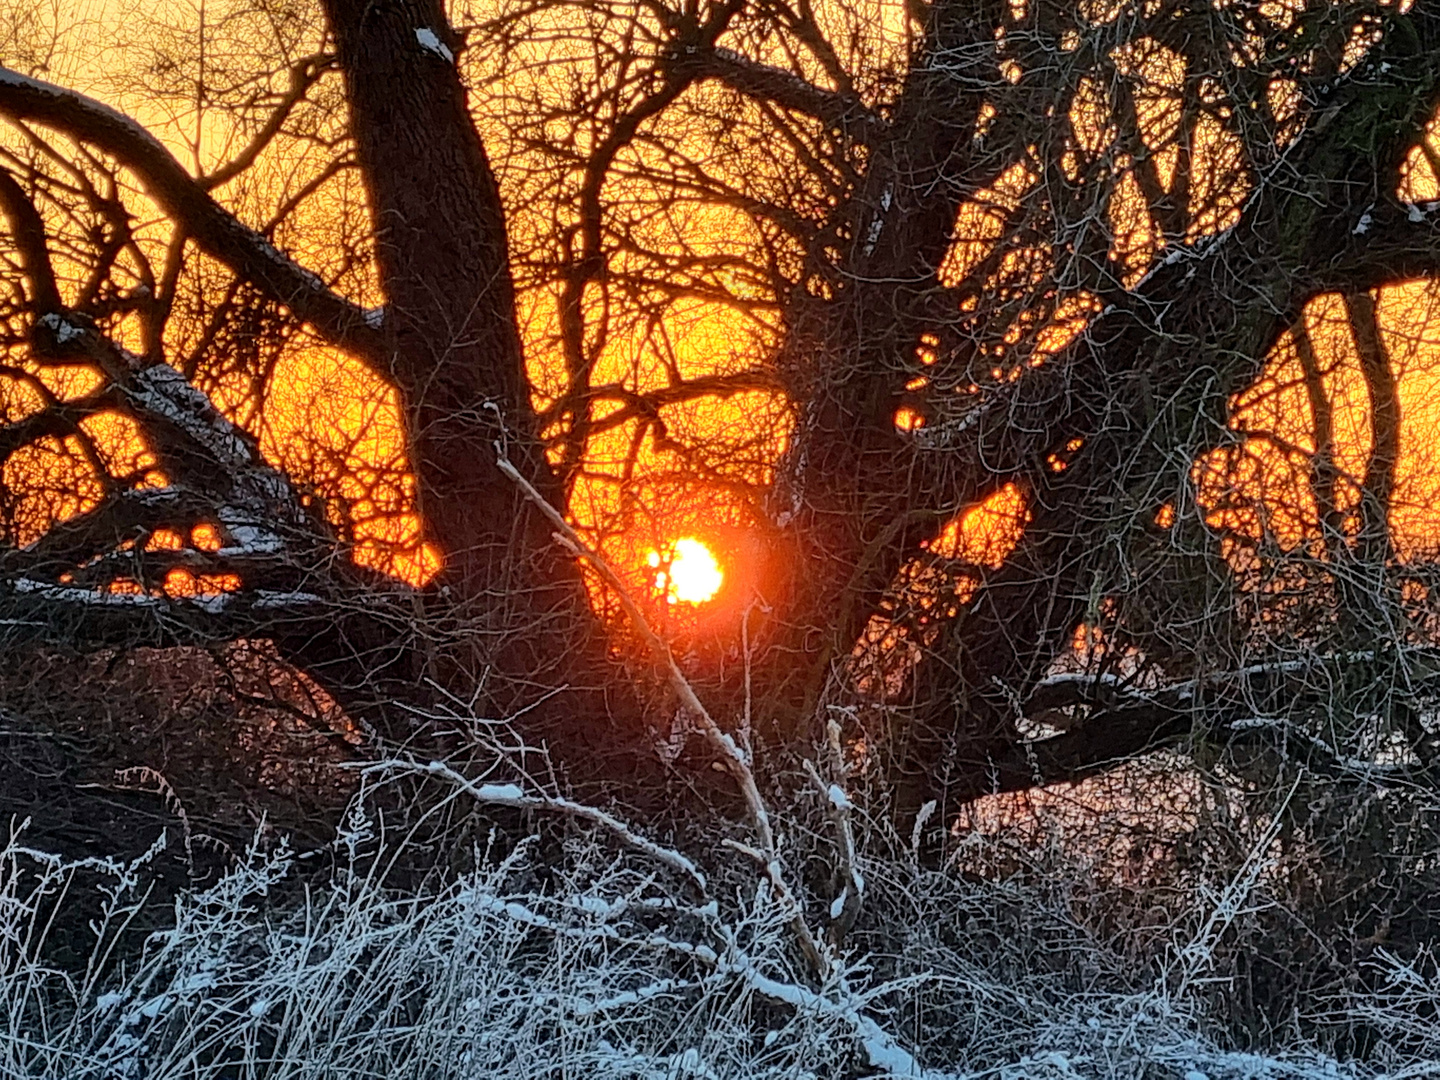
[3, 780, 1440, 1080]
[0, 806, 874, 1080]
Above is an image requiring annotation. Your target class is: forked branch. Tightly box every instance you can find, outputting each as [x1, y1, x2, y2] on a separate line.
[496, 445, 829, 977]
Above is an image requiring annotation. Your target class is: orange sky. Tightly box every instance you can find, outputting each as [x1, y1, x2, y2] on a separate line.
[5, 2, 1440, 625]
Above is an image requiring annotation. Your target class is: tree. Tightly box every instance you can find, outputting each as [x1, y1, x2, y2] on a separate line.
[2, 0, 1440, 828]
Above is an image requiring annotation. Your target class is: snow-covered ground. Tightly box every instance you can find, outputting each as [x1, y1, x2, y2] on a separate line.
[4, 777, 1438, 1080]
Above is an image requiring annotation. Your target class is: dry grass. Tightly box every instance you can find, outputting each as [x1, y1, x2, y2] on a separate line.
[3, 751, 1439, 1080]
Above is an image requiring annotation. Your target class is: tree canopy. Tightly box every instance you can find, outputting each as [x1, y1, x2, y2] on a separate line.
[1, 0, 1440, 825]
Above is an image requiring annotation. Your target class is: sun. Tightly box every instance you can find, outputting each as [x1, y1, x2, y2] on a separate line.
[647, 537, 724, 605]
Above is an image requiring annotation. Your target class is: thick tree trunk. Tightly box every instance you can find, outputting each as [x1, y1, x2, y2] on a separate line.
[318, 0, 603, 704]
[321, 0, 562, 600]
[306, 0, 657, 786]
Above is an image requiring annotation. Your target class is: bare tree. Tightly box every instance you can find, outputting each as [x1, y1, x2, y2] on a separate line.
[1, 0, 1440, 830]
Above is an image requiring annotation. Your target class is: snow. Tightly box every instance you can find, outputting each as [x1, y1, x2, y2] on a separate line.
[0, 66, 171, 158]
[192, 592, 233, 614]
[863, 215, 885, 255]
[252, 590, 322, 609]
[570, 894, 628, 918]
[862, 186, 895, 256]
[573, 977, 687, 1017]
[827, 783, 852, 811]
[473, 782, 525, 802]
[415, 27, 454, 63]
[248, 232, 331, 294]
[414, 760, 708, 890]
[132, 363, 252, 469]
[730, 957, 924, 1077]
[667, 1047, 720, 1080]
[1353, 211, 1372, 235]
[8, 578, 320, 616]
[1230, 715, 1394, 774]
[912, 405, 984, 450]
[1036, 670, 1128, 690]
[216, 507, 283, 556]
[11, 578, 160, 607]
[911, 799, 937, 855]
[830, 887, 848, 920]
[37, 311, 84, 344]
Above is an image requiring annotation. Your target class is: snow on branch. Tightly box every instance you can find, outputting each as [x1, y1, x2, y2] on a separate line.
[369, 757, 707, 892]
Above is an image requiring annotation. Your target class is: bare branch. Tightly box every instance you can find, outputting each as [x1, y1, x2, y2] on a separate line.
[201, 54, 329, 191]
[0, 67, 380, 359]
[668, 46, 882, 135]
[496, 445, 829, 978]
[378, 757, 709, 893]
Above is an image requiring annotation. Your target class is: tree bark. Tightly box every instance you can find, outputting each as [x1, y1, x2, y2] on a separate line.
[319, 0, 605, 713]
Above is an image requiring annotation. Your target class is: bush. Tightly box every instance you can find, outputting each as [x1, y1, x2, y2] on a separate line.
[5, 748, 1440, 1080]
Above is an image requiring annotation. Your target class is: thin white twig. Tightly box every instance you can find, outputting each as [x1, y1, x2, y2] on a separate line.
[496, 447, 828, 976]
[366, 757, 708, 892]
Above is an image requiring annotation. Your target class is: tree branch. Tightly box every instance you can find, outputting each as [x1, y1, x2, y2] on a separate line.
[667, 46, 882, 136]
[201, 54, 329, 191]
[0, 67, 380, 360]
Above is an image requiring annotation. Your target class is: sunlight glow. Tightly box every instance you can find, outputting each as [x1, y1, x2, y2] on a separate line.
[15, 1, 1440, 637]
[648, 538, 724, 605]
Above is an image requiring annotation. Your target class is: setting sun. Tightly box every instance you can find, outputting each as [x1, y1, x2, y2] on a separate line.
[647, 538, 724, 605]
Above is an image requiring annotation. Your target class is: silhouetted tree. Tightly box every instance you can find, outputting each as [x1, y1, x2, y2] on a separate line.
[2, 0, 1440, 826]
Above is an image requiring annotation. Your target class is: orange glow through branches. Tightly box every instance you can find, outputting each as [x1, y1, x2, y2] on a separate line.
[648, 537, 724, 605]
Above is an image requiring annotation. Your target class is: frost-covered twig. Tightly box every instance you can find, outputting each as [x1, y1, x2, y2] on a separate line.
[1159, 778, 1298, 1005]
[365, 757, 708, 892]
[496, 446, 828, 976]
[804, 717, 864, 944]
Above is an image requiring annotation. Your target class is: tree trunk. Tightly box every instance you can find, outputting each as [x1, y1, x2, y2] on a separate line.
[322, 0, 561, 592]
[311, 0, 651, 782]
[319, 0, 599, 696]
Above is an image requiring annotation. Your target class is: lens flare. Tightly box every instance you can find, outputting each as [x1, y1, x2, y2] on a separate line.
[648, 537, 724, 604]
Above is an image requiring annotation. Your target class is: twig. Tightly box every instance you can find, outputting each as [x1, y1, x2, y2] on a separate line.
[804, 717, 864, 946]
[367, 757, 708, 893]
[496, 446, 829, 977]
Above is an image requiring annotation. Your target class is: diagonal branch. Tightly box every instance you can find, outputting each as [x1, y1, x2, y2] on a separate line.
[496, 447, 830, 979]
[667, 46, 883, 136]
[0, 66, 380, 360]
[389, 758, 709, 893]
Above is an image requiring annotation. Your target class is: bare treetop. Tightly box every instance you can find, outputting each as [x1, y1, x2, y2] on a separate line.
[0, 0, 1438, 819]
